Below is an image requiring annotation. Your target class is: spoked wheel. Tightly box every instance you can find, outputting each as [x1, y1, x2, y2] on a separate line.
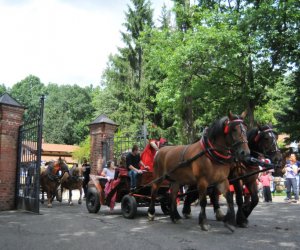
[86, 187, 101, 213]
[121, 195, 137, 219]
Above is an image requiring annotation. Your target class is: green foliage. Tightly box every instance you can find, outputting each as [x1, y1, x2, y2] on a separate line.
[10, 75, 45, 121]
[72, 136, 90, 163]
[0, 84, 7, 95]
[43, 84, 94, 145]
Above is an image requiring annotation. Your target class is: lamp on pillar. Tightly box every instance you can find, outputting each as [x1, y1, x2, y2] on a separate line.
[89, 114, 118, 175]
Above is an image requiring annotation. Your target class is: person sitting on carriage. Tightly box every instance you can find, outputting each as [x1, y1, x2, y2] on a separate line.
[126, 145, 148, 191]
[101, 160, 116, 181]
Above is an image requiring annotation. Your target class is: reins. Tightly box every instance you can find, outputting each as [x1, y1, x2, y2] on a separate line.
[177, 159, 277, 198]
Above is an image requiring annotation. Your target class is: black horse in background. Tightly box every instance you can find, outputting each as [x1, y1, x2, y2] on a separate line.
[182, 124, 282, 227]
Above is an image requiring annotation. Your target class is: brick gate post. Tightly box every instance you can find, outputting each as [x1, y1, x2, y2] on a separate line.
[0, 93, 25, 210]
[89, 114, 118, 175]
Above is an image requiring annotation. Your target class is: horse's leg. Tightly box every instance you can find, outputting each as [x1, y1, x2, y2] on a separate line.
[218, 180, 235, 232]
[69, 189, 73, 206]
[196, 180, 210, 231]
[209, 186, 225, 221]
[242, 181, 259, 219]
[182, 185, 198, 219]
[199, 193, 211, 231]
[41, 188, 44, 204]
[47, 190, 52, 208]
[233, 180, 248, 228]
[78, 186, 82, 204]
[170, 183, 181, 223]
[148, 182, 160, 221]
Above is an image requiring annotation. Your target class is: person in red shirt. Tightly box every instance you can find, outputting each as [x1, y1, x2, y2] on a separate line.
[259, 171, 273, 202]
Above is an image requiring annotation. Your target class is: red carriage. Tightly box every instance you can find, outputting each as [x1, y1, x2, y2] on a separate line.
[85, 167, 170, 218]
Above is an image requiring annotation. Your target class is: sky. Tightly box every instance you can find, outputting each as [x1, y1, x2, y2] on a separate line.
[0, 0, 172, 88]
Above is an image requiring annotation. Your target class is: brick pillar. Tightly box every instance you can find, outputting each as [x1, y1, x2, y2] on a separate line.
[0, 94, 25, 210]
[89, 114, 117, 175]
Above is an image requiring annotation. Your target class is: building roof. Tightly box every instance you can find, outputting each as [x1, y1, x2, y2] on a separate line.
[0, 93, 24, 108]
[89, 114, 117, 126]
[42, 143, 79, 153]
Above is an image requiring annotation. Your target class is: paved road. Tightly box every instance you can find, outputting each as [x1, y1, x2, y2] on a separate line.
[0, 195, 299, 250]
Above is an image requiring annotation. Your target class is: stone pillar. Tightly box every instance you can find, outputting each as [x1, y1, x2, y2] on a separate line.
[89, 114, 118, 175]
[0, 93, 25, 210]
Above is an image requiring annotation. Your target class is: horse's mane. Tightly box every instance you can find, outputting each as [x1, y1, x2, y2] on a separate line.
[207, 116, 228, 140]
[247, 127, 259, 149]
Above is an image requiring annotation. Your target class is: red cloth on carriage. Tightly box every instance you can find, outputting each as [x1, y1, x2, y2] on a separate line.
[140, 139, 159, 172]
[104, 178, 121, 210]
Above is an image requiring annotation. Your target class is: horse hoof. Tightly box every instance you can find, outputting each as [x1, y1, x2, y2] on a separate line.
[69, 202, 73, 206]
[172, 218, 182, 224]
[78, 200, 82, 205]
[47, 204, 52, 208]
[200, 224, 211, 231]
[215, 209, 225, 221]
[148, 213, 155, 221]
[224, 222, 235, 233]
[183, 213, 191, 219]
[237, 223, 248, 228]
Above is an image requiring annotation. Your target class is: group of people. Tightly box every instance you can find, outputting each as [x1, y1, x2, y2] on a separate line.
[254, 153, 300, 203]
[81, 135, 167, 199]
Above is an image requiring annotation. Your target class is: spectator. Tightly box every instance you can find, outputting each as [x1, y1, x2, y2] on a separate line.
[259, 171, 273, 202]
[82, 159, 90, 199]
[284, 153, 300, 203]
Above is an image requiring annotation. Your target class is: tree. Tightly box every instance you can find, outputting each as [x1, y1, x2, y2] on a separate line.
[43, 84, 94, 145]
[10, 75, 45, 121]
[0, 84, 6, 95]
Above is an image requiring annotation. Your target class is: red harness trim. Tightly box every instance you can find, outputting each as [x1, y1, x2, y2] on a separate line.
[199, 138, 232, 161]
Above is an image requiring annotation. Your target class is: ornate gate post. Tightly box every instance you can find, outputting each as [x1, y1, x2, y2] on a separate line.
[0, 93, 25, 210]
[89, 114, 118, 175]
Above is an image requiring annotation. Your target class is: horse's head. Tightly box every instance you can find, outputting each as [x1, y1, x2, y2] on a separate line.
[57, 157, 69, 173]
[248, 124, 283, 172]
[69, 164, 83, 178]
[222, 111, 250, 161]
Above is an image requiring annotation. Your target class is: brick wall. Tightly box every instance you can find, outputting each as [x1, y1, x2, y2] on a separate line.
[0, 105, 24, 210]
[89, 123, 117, 175]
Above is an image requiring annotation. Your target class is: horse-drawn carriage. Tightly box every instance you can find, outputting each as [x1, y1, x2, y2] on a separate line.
[86, 168, 170, 218]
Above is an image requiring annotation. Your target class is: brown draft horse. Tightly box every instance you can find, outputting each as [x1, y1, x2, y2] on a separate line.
[40, 158, 69, 208]
[60, 164, 83, 205]
[182, 124, 283, 228]
[148, 111, 250, 232]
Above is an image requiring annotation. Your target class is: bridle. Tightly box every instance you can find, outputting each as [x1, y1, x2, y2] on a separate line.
[200, 118, 249, 164]
[254, 127, 280, 159]
[224, 118, 248, 153]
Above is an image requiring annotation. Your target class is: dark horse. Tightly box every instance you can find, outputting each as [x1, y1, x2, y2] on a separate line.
[60, 164, 83, 205]
[182, 124, 282, 228]
[233, 124, 282, 227]
[148, 111, 250, 232]
[40, 158, 69, 208]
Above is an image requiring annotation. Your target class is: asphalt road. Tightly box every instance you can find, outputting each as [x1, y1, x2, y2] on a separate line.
[0, 195, 299, 250]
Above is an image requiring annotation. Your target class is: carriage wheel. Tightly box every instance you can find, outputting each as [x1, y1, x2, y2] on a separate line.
[121, 195, 137, 219]
[86, 187, 101, 213]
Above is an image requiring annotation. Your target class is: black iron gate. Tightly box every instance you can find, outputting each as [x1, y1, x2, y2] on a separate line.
[113, 134, 146, 160]
[16, 95, 44, 213]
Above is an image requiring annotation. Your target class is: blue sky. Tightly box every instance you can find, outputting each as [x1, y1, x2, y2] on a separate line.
[0, 0, 172, 88]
